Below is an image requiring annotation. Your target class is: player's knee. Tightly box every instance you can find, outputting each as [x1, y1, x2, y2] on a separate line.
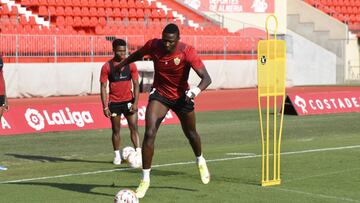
[144, 128, 157, 140]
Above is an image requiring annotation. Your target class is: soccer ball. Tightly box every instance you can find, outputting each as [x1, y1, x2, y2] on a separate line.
[122, 146, 135, 160]
[127, 151, 142, 168]
[114, 189, 139, 203]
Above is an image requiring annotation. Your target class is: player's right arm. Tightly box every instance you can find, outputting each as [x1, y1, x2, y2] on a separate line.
[100, 63, 111, 118]
[115, 40, 153, 69]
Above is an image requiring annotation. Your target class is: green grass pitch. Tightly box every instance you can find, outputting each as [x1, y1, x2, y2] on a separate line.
[0, 109, 360, 202]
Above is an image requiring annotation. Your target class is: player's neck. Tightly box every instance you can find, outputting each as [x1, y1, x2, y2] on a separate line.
[112, 57, 122, 62]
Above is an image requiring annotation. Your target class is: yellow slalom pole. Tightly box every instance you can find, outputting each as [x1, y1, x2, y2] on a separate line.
[258, 14, 285, 187]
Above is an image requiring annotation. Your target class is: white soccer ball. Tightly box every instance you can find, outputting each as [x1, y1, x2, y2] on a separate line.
[121, 146, 135, 160]
[127, 151, 142, 168]
[114, 189, 139, 203]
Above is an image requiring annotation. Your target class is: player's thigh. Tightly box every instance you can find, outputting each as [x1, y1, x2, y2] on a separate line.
[176, 110, 197, 132]
[145, 100, 169, 130]
[110, 115, 121, 133]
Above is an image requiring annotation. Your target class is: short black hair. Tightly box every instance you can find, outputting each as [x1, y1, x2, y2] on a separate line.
[112, 39, 126, 49]
[162, 23, 180, 38]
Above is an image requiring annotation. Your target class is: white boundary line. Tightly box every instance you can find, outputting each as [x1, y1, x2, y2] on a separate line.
[274, 188, 360, 203]
[1, 144, 360, 185]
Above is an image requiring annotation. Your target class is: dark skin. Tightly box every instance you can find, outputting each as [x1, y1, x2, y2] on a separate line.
[100, 45, 140, 150]
[116, 32, 212, 169]
[0, 56, 8, 120]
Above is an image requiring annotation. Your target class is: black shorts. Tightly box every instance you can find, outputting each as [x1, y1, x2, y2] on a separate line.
[149, 89, 194, 114]
[108, 99, 134, 116]
[0, 95, 4, 106]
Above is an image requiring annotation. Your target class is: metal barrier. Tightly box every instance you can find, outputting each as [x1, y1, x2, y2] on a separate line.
[0, 34, 262, 62]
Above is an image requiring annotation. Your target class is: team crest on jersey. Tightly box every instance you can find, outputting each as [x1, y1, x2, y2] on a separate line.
[174, 57, 181, 65]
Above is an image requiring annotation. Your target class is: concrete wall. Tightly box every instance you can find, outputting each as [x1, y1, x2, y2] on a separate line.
[3, 50, 336, 98]
[286, 30, 336, 85]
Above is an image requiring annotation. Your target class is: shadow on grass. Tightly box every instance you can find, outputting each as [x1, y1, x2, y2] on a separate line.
[8, 181, 197, 196]
[8, 181, 126, 197]
[5, 153, 109, 164]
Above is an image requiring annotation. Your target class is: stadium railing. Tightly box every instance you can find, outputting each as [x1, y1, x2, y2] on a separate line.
[0, 34, 262, 63]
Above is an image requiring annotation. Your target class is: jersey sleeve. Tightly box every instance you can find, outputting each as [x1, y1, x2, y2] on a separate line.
[99, 62, 109, 83]
[185, 46, 205, 70]
[130, 63, 139, 80]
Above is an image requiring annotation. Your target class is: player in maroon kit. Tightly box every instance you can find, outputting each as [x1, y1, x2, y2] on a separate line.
[100, 39, 141, 165]
[114, 24, 212, 198]
[0, 55, 8, 121]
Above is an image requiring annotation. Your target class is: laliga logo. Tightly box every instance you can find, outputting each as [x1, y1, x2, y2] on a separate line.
[25, 107, 94, 131]
[294, 95, 308, 114]
[25, 108, 45, 131]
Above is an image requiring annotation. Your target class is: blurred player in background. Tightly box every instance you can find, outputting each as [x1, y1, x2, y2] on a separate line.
[115, 23, 212, 198]
[0, 55, 9, 171]
[0, 55, 8, 121]
[100, 39, 141, 165]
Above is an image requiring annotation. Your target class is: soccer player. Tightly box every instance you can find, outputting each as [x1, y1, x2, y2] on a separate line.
[114, 23, 212, 198]
[100, 39, 141, 165]
[0, 55, 8, 121]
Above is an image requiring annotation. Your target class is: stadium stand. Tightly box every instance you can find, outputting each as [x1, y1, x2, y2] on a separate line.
[0, 0, 265, 60]
[304, 0, 360, 37]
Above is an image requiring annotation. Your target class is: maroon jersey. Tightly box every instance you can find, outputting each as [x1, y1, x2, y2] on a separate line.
[100, 60, 138, 102]
[139, 38, 205, 100]
[0, 56, 4, 96]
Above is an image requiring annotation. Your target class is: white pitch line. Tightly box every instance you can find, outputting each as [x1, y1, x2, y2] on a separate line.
[1, 144, 360, 184]
[274, 188, 360, 203]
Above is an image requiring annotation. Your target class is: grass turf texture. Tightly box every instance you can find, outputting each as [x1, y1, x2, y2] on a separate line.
[0, 109, 359, 202]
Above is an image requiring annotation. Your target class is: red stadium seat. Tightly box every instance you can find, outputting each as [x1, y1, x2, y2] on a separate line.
[64, 6, 73, 16]
[65, 16, 74, 26]
[98, 16, 106, 26]
[56, 16, 65, 26]
[56, 7, 65, 16]
[81, 7, 90, 16]
[89, 7, 97, 16]
[113, 8, 121, 17]
[82, 16, 90, 26]
[73, 0, 81, 7]
[104, 0, 112, 7]
[112, 0, 120, 7]
[73, 16, 82, 26]
[28, 16, 37, 25]
[97, 7, 105, 16]
[89, 16, 98, 26]
[81, 0, 89, 6]
[105, 7, 113, 17]
[120, 0, 128, 8]
[96, 0, 104, 7]
[64, 0, 72, 6]
[38, 0, 47, 5]
[39, 6, 48, 16]
[73, 7, 81, 16]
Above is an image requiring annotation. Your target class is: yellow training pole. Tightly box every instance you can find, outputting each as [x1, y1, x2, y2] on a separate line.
[257, 14, 286, 186]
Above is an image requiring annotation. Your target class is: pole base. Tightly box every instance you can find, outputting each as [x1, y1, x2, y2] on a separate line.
[261, 179, 281, 186]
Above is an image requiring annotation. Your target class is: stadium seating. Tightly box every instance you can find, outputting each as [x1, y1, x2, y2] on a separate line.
[304, 0, 360, 36]
[0, 0, 265, 57]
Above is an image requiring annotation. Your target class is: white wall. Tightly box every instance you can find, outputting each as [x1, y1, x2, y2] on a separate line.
[286, 30, 337, 85]
[4, 48, 336, 98]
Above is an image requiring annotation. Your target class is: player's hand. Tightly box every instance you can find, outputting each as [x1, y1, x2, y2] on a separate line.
[185, 87, 201, 102]
[130, 104, 138, 113]
[1, 102, 9, 112]
[103, 107, 111, 118]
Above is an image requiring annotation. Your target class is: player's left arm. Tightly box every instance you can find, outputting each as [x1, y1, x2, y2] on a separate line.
[185, 47, 212, 100]
[185, 67, 211, 101]
[130, 64, 139, 112]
